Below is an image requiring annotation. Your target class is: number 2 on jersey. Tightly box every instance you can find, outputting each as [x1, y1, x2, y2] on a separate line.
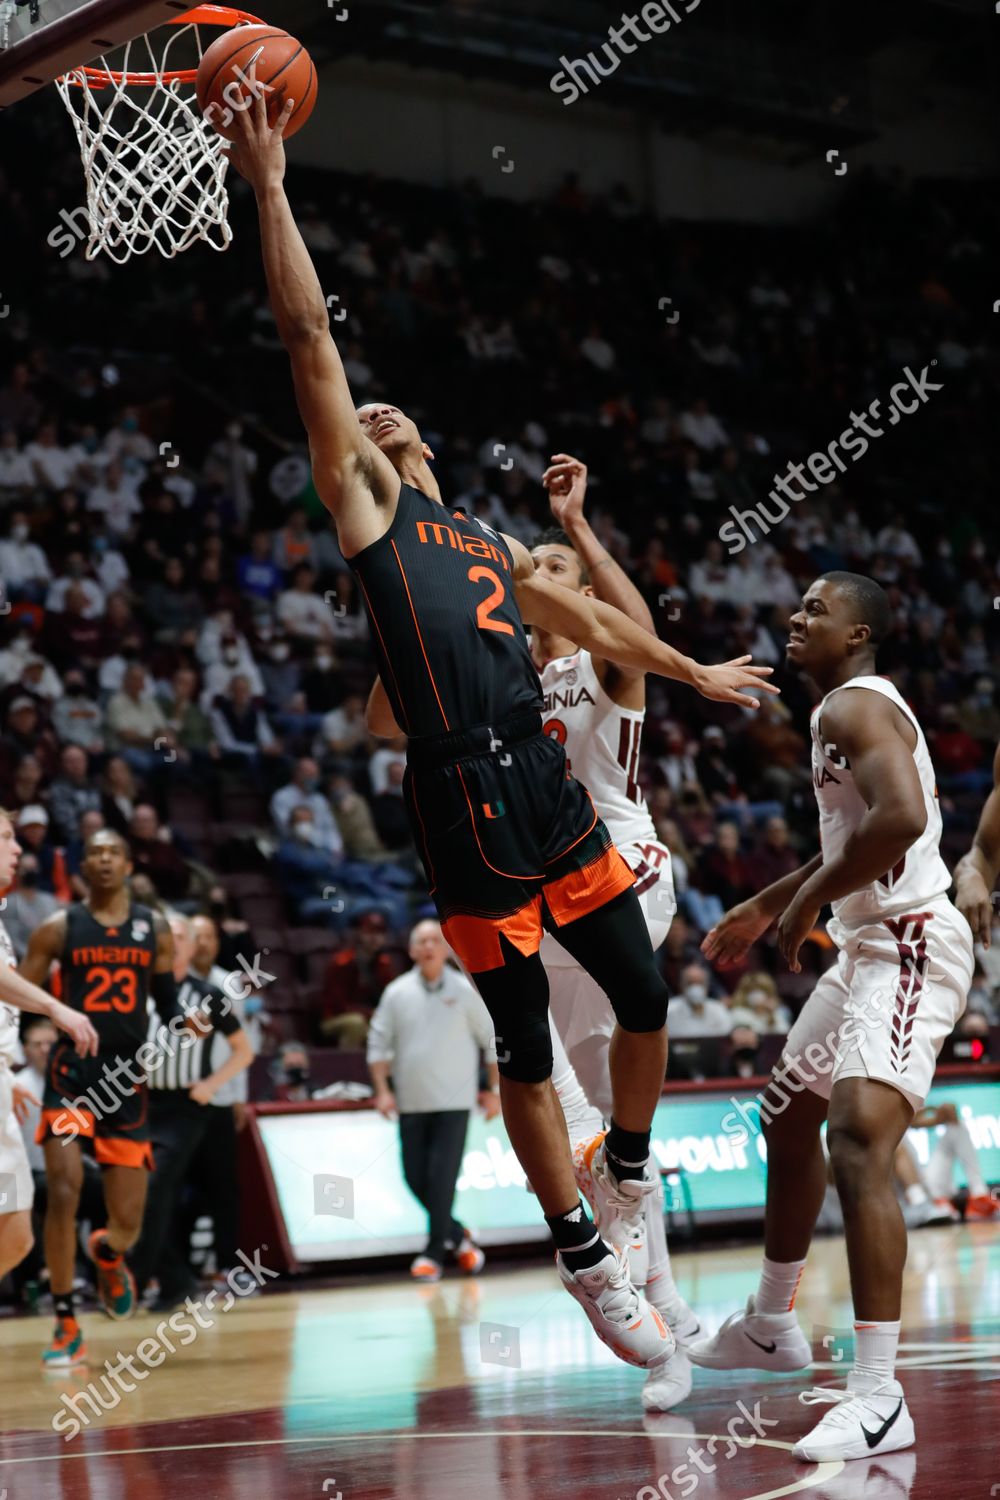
[468, 566, 514, 636]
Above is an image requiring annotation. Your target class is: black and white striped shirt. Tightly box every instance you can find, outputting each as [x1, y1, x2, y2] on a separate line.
[145, 974, 239, 1093]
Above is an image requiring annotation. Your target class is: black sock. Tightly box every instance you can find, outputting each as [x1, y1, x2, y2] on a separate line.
[53, 1292, 77, 1323]
[545, 1201, 608, 1272]
[605, 1120, 650, 1183]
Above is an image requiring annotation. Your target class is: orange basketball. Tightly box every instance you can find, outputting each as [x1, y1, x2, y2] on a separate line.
[195, 24, 317, 142]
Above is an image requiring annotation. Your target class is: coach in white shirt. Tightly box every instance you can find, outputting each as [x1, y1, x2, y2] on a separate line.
[367, 920, 499, 1283]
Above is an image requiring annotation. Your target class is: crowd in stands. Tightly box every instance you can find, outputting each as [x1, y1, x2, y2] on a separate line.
[0, 116, 998, 1077]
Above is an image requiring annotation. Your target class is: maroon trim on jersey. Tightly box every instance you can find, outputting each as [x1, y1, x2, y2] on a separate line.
[877, 854, 907, 891]
[884, 911, 934, 1073]
[617, 718, 641, 804]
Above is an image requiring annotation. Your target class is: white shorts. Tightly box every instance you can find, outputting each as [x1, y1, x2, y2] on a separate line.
[782, 896, 973, 1112]
[0, 1068, 34, 1216]
[541, 838, 675, 1057]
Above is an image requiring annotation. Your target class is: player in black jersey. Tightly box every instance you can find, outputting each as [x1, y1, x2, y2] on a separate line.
[234, 94, 777, 1368]
[22, 830, 180, 1366]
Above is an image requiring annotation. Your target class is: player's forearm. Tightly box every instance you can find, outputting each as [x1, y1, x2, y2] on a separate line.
[798, 810, 924, 911]
[563, 516, 654, 634]
[209, 1032, 254, 1090]
[256, 183, 332, 346]
[754, 853, 824, 919]
[0, 965, 58, 1017]
[954, 796, 1000, 892]
[585, 597, 699, 686]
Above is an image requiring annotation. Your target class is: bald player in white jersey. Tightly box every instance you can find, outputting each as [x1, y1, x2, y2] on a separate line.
[0, 808, 98, 1287]
[530, 454, 699, 1412]
[689, 572, 974, 1465]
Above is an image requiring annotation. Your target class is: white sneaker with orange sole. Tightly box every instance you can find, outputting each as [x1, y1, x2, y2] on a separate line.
[410, 1256, 442, 1283]
[557, 1247, 675, 1369]
[573, 1132, 658, 1287]
[456, 1235, 485, 1275]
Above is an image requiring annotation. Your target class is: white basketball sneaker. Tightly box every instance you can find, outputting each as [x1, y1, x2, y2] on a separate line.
[641, 1300, 700, 1410]
[687, 1294, 811, 1371]
[793, 1379, 915, 1462]
[557, 1247, 675, 1369]
[573, 1132, 658, 1287]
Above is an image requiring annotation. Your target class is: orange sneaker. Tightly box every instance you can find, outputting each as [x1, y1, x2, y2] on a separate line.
[456, 1234, 485, 1276]
[410, 1255, 443, 1283]
[966, 1193, 1000, 1219]
[87, 1229, 137, 1320]
[42, 1317, 88, 1368]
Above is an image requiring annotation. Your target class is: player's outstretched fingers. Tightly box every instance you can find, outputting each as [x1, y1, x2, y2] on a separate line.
[274, 98, 296, 138]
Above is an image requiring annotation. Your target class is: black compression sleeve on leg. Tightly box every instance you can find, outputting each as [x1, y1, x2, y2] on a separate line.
[471, 935, 553, 1082]
[545, 887, 669, 1033]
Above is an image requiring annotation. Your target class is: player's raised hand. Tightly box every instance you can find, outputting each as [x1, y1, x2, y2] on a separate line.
[51, 1000, 99, 1058]
[701, 897, 772, 967]
[223, 67, 295, 192]
[542, 453, 588, 528]
[693, 656, 779, 710]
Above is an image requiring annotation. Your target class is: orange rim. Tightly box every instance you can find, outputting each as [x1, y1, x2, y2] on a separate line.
[61, 5, 266, 89]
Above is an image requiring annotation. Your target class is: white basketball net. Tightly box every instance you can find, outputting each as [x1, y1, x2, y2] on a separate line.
[54, 19, 235, 264]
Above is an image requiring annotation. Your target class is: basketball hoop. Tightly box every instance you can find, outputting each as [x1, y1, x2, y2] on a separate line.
[54, 5, 263, 264]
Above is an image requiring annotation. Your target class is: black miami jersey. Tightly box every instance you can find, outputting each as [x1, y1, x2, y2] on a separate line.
[347, 483, 543, 739]
[61, 902, 159, 1056]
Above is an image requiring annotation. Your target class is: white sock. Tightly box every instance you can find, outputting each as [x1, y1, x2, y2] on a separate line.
[644, 1178, 687, 1319]
[851, 1319, 900, 1392]
[755, 1256, 806, 1315]
[548, 1014, 604, 1148]
[904, 1183, 928, 1207]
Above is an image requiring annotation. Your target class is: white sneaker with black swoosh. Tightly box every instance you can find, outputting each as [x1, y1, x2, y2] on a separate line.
[686, 1294, 811, 1371]
[793, 1379, 914, 1462]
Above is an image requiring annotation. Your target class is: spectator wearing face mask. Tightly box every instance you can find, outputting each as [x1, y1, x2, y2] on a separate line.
[199, 632, 266, 709]
[300, 641, 343, 715]
[258, 630, 302, 712]
[728, 1024, 762, 1080]
[667, 963, 733, 1037]
[270, 758, 343, 856]
[0, 849, 61, 956]
[726, 972, 792, 1035]
[0, 511, 52, 603]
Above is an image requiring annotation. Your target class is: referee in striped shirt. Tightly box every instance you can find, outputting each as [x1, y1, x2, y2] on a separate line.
[130, 912, 254, 1312]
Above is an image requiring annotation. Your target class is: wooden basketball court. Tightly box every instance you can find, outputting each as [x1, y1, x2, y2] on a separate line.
[2, 1227, 997, 1499]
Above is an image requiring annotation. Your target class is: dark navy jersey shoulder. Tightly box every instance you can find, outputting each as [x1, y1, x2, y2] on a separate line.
[346, 483, 543, 738]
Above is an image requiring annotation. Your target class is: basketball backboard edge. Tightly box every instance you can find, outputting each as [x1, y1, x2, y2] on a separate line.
[0, 0, 189, 108]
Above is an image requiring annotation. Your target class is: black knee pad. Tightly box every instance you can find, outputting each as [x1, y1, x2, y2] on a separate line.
[608, 958, 669, 1034]
[472, 940, 554, 1083]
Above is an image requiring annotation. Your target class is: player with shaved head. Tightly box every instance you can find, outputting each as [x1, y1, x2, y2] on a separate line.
[688, 572, 974, 1464]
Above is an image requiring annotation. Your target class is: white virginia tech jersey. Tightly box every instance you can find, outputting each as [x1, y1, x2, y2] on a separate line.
[540, 649, 658, 849]
[0, 920, 18, 1064]
[811, 676, 951, 927]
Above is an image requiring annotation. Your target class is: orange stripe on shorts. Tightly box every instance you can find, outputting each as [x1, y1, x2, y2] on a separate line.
[543, 845, 635, 928]
[442, 895, 544, 974]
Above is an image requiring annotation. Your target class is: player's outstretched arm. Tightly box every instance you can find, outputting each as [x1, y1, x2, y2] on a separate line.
[366, 676, 403, 739]
[542, 454, 655, 643]
[506, 534, 777, 710]
[226, 86, 398, 549]
[776, 692, 928, 971]
[701, 853, 824, 968]
[15, 913, 98, 1056]
[954, 741, 1000, 946]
